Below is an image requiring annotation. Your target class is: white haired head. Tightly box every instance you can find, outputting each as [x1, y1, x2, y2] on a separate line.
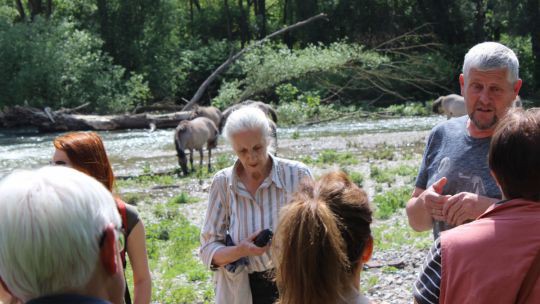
[0, 166, 121, 301]
[223, 106, 272, 145]
[463, 42, 520, 84]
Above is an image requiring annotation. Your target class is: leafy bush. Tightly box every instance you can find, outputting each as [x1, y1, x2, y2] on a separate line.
[168, 192, 199, 205]
[0, 19, 149, 113]
[382, 102, 431, 116]
[348, 171, 365, 187]
[370, 165, 395, 184]
[373, 186, 412, 219]
[213, 41, 387, 105]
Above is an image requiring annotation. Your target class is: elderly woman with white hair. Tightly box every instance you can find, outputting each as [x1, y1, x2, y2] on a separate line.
[199, 106, 313, 304]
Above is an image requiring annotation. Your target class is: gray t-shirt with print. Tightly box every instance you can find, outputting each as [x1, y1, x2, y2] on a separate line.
[415, 115, 501, 239]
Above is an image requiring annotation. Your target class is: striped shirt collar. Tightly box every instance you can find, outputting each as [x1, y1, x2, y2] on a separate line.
[228, 153, 284, 190]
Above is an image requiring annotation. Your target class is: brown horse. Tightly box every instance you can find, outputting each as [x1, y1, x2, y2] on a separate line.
[174, 117, 219, 176]
[220, 100, 278, 154]
[190, 105, 222, 129]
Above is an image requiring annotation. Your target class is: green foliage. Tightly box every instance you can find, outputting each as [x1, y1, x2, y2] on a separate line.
[373, 186, 412, 219]
[303, 149, 358, 166]
[348, 171, 364, 187]
[213, 80, 243, 110]
[382, 102, 431, 116]
[168, 192, 199, 205]
[145, 213, 213, 302]
[213, 42, 387, 105]
[363, 144, 395, 161]
[0, 19, 149, 113]
[372, 217, 432, 251]
[214, 154, 235, 171]
[116, 174, 176, 189]
[370, 165, 395, 185]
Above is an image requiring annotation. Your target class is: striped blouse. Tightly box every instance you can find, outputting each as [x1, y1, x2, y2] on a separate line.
[199, 154, 313, 272]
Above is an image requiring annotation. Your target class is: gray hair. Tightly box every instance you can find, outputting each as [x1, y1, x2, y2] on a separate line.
[0, 166, 121, 301]
[223, 106, 272, 143]
[463, 41, 520, 84]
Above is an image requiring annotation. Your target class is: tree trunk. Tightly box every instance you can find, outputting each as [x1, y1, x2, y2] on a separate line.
[46, 0, 52, 18]
[1, 106, 192, 132]
[15, 0, 26, 21]
[254, 0, 266, 38]
[473, 0, 486, 42]
[282, 0, 293, 47]
[28, 0, 44, 21]
[223, 0, 232, 41]
[529, 0, 540, 95]
[238, 0, 250, 47]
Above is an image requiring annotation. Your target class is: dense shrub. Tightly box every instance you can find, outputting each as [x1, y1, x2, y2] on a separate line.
[0, 18, 149, 113]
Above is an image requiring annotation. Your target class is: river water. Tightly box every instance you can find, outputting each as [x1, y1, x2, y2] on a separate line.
[0, 115, 445, 179]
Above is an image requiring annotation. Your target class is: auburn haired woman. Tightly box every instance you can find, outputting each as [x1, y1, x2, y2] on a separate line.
[52, 132, 151, 304]
[272, 171, 374, 304]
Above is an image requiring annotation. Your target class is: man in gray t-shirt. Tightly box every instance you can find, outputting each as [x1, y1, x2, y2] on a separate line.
[415, 115, 501, 238]
[406, 41, 522, 237]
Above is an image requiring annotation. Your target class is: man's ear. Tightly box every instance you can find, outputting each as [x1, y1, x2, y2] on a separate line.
[459, 74, 465, 96]
[514, 79, 523, 95]
[361, 236, 374, 264]
[99, 224, 120, 275]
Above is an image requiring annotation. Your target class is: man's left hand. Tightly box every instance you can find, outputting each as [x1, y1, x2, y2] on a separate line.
[442, 192, 494, 226]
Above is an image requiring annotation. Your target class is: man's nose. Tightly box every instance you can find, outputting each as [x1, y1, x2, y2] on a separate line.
[478, 88, 491, 104]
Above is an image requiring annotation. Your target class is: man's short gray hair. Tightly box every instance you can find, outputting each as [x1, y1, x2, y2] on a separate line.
[223, 106, 272, 143]
[463, 41, 520, 83]
[0, 166, 121, 302]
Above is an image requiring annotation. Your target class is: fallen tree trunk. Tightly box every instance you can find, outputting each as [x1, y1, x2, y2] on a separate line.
[1, 106, 191, 132]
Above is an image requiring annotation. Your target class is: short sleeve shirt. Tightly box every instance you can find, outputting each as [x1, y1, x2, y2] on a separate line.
[415, 116, 501, 238]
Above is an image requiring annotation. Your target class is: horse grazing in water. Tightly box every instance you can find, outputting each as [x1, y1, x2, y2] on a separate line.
[220, 100, 279, 154]
[190, 105, 222, 130]
[174, 117, 219, 176]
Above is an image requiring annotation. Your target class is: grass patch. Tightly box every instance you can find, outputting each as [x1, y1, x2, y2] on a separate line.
[362, 273, 379, 291]
[373, 186, 412, 220]
[214, 154, 235, 171]
[341, 167, 365, 187]
[116, 174, 177, 189]
[372, 218, 432, 251]
[363, 144, 395, 160]
[302, 149, 358, 166]
[370, 165, 395, 185]
[370, 164, 418, 186]
[168, 192, 200, 205]
[145, 212, 213, 303]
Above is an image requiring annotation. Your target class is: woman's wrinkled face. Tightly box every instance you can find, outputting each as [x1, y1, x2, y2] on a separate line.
[52, 149, 73, 167]
[231, 129, 269, 177]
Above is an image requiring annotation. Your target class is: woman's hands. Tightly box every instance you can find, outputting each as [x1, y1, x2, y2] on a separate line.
[211, 230, 270, 267]
[237, 230, 269, 257]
